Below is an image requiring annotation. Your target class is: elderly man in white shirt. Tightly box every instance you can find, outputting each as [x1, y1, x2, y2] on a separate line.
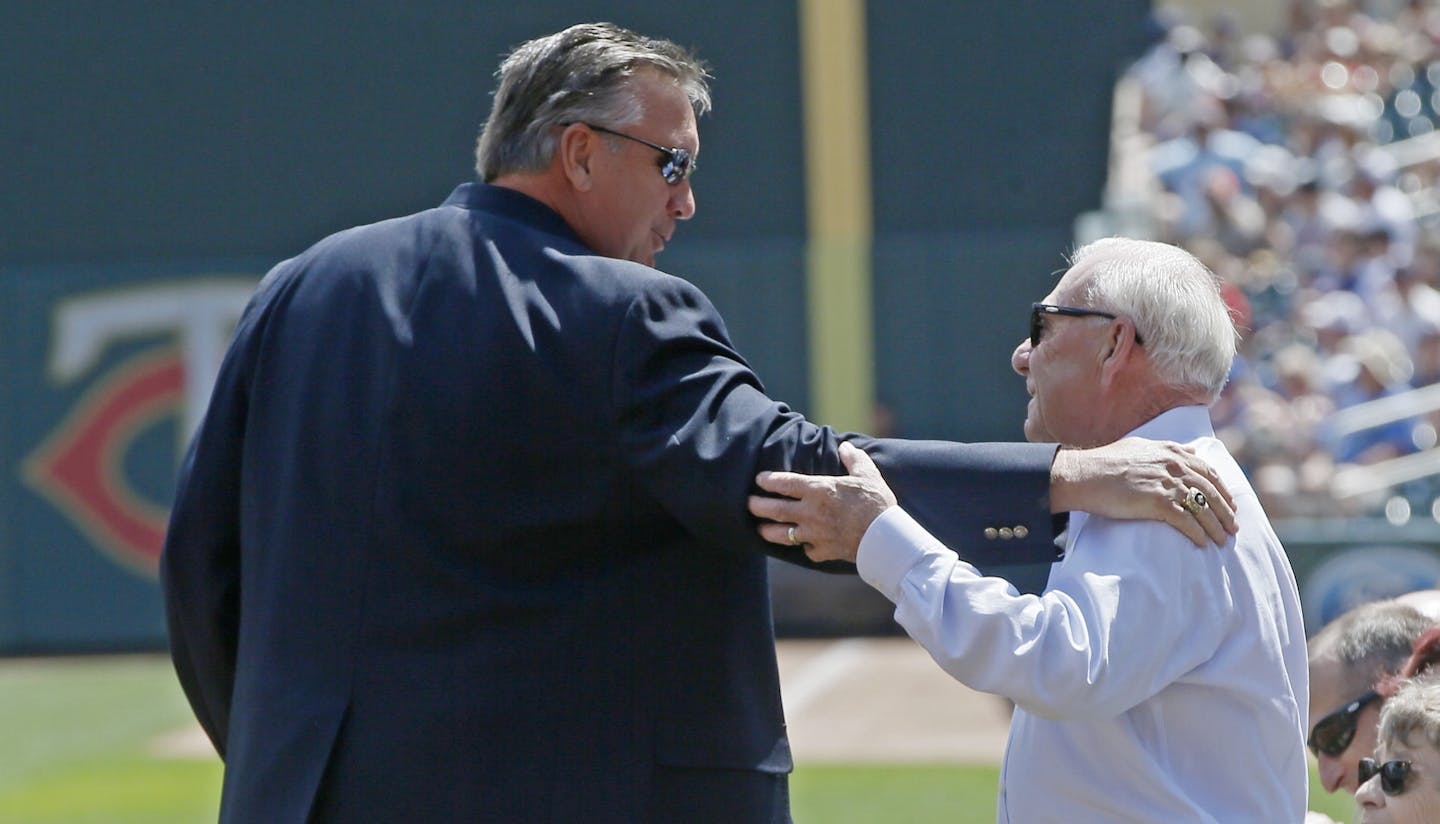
[750, 237, 1308, 822]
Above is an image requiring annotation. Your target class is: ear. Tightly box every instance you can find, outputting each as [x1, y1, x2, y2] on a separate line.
[1097, 320, 1139, 387]
[557, 124, 597, 192]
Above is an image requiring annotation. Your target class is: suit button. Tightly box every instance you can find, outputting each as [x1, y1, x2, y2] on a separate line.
[998, 527, 1014, 540]
[984, 527, 999, 540]
[1014, 525, 1029, 539]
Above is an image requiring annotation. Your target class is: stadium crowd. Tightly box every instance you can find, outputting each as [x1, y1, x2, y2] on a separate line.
[1123, 0, 1440, 518]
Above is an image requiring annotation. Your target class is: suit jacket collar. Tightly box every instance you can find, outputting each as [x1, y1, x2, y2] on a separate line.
[442, 182, 584, 247]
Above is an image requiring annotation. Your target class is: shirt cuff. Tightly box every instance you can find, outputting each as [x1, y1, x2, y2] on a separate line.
[857, 506, 950, 601]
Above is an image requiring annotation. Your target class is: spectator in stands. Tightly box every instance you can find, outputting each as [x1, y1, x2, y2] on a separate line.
[1283, 178, 1340, 277]
[1313, 225, 1372, 295]
[1152, 99, 1263, 240]
[1224, 343, 1338, 516]
[1302, 289, 1371, 383]
[1356, 673, 1440, 822]
[1350, 149, 1416, 266]
[1122, 0, 1440, 517]
[1356, 627, 1440, 822]
[1374, 260, 1440, 355]
[1132, 18, 1212, 136]
[1412, 322, 1440, 388]
[1307, 599, 1437, 793]
[1325, 329, 1418, 465]
[1198, 165, 1268, 255]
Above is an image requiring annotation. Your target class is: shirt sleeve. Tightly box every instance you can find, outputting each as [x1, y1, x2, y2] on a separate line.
[858, 506, 1234, 720]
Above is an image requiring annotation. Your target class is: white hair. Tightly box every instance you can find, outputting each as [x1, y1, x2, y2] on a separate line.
[1378, 673, 1440, 754]
[1070, 237, 1237, 400]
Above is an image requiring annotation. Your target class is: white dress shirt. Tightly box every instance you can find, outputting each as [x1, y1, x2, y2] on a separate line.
[858, 406, 1308, 823]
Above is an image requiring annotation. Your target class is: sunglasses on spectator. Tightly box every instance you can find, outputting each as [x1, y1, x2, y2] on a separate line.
[581, 123, 695, 184]
[1307, 689, 1383, 757]
[1359, 757, 1413, 796]
[1029, 303, 1144, 349]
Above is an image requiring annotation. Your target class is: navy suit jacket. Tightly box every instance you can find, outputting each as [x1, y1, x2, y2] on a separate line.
[161, 183, 1060, 822]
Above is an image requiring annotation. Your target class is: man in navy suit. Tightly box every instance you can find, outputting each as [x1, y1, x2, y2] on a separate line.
[161, 22, 1235, 823]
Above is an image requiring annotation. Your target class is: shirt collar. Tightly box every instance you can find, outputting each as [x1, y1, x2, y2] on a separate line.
[1064, 405, 1213, 554]
[1123, 404, 1215, 443]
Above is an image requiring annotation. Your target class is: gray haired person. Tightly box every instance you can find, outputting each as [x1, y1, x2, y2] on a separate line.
[750, 238, 1305, 821]
[1353, 648, 1440, 818]
[1309, 599, 1439, 795]
[1357, 664, 1440, 822]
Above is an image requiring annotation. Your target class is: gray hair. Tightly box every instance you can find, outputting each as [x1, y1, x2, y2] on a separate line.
[1069, 237, 1238, 400]
[1377, 673, 1440, 754]
[1309, 600, 1436, 694]
[475, 22, 711, 182]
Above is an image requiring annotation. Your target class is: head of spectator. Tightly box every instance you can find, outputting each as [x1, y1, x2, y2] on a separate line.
[1275, 343, 1326, 401]
[1308, 600, 1437, 793]
[1343, 330, 1414, 396]
[1247, 144, 1301, 213]
[1357, 628, 1440, 822]
[1294, 177, 1323, 214]
[1362, 227, 1394, 262]
[1352, 150, 1397, 201]
[1303, 289, 1369, 356]
[1413, 322, 1440, 386]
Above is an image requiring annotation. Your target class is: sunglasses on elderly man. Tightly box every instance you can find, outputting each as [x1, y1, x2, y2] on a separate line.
[1029, 303, 1144, 349]
[1359, 757, 1414, 796]
[1307, 689, 1383, 757]
[582, 123, 695, 184]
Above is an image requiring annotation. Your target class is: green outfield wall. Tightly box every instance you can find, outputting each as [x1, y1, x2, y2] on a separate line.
[2, 2, 1158, 650]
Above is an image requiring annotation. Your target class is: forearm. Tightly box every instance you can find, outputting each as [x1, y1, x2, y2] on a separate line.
[859, 509, 1221, 719]
[1045, 439, 1238, 546]
[859, 507, 1092, 714]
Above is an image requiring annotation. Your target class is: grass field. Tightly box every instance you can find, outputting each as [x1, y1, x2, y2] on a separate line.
[0, 655, 1357, 823]
[0, 655, 221, 823]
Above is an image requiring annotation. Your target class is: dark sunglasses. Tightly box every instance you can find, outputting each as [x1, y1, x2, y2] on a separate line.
[1029, 303, 1144, 349]
[1359, 757, 1413, 796]
[1307, 689, 1383, 757]
[584, 123, 695, 184]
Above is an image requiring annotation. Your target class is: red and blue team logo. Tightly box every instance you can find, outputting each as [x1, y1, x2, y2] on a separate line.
[23, 348, 185, 576]
[19, 278, 256, 577]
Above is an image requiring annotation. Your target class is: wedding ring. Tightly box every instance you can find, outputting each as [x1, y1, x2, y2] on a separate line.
[1182, 488, 1209, 516]
[787, 525, 801, 546]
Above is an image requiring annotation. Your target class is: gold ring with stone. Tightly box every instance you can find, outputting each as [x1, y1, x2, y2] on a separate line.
[787, 525, 801, 546]
[1182, 488, 1209, 515]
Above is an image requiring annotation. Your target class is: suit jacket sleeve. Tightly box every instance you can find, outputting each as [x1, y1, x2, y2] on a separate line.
[161, 385, 245, 755]
[610, 274, 1061, 570]
[158, 270, 285, 757]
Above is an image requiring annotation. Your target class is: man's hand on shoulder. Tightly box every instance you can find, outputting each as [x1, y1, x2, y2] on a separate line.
[1049, 438, 1238, 547]
[748, 442, 896, 563]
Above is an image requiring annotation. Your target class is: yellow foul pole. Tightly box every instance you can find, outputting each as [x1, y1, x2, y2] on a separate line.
[798, 0, 873, 433]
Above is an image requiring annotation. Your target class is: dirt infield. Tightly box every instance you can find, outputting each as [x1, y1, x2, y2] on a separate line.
[776, 637, 1011, 764]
